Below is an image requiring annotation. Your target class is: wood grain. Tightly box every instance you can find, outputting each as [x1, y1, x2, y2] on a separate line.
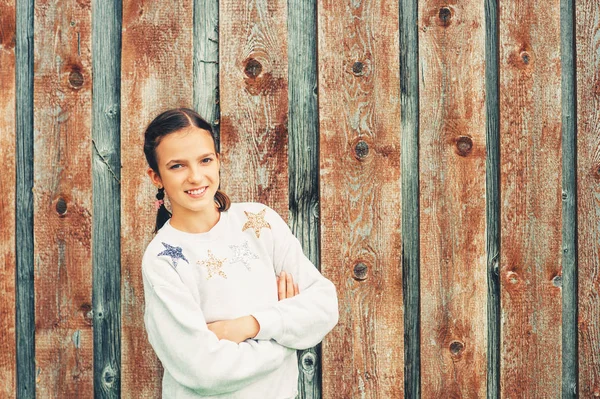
[576, 0, 600, 395]
[499, 0, 563, 396]
[418, 1, 487, 397]
[33, 0, 94, 396]
[0, 0, 17, 396]
[92, 0, 122, 397]
[121, 1, 193, 397]
[219, 0, 289, 215]
[318, 0, 403, 397]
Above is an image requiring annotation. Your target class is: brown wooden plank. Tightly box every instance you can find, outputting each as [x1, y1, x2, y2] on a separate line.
[120, 1, 194, 397]
[576, 0, 600, 395]
[33, 0, 94, 396]
[219, 0, 288, 215]
[499, 0, 562, 396]
[318, 0, 403, 397]
[0, 0, 17, 396]
[418, 1, 488, 397]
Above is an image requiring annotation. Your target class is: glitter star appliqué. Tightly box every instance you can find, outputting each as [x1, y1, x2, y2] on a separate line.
[157, 242, 189, 269]
[242, 209, 271, 238]
[198, 250, 228, 280]
[229, 241, 259, 271]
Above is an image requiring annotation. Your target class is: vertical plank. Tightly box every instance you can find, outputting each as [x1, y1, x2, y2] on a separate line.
[0, 0, 17, 396]
[288, 0, 320, 396]
[419, 0, 487, 396]
[120, 1, 193, 397]
[193, 0, 220, 145]
[15, 0, 35, 396]
[484, 0, 501, 395]
[319, 0, 403, 397]
[219, 0, 289, 215]
[419, 0, 487, 398]
[576, 0, 600, 395]
[33, 0, 94, 396]
[560, 0, 577, 395]
[92, 0, 122, 397]
[399, 0, 421, 395]
[499, 0, 562, 395]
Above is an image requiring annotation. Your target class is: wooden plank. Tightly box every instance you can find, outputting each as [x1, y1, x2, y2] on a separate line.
[0, 0, 17, 396]
[219, 0, 289, 215]
[15, 0, 35, 396]
[418, 1, 487, 397]
[288, 0, 320, 396]
[318, 0, 403, 397]
[560, 0, 577, 395]
[193, 0, 220, 145]
[499, 0, 562, 395]
[399, 0, 420, 395]
[92, 0, 122, 397]
[33, 0, 94, 397]
[576, 0, 600, 395]
[120, 1, 193, 397]
[484, 0, 501, 396]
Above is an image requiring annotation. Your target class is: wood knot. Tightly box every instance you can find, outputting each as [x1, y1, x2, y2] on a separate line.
[438, 7, 453, 26]
[449, 340, 464, 355]
[353, 262, 368, 281]
[506, 271, 519, 284]
[354, 140, 369, 159]
[55, 197, 68, 216]
[352, 61, 365, 76]
[520, 51, 531, 65]
[551, 275, 562, 287]
[102, 365, 117, 387]
[593, 164, 600, 180]
[244, 58, 262, 78]
[69, 70, 84, 88]
[455, 136, 473, 156]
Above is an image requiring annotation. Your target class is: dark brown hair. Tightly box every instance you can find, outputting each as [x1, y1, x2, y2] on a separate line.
[144, 107, 231, 233]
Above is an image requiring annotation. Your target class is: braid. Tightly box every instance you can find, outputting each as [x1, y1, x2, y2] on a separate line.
[154, 187, 172, 233]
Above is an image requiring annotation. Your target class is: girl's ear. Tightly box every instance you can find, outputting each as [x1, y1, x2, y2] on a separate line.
[147, 168, 162, 187]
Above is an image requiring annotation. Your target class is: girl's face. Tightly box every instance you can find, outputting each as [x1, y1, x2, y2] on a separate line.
[147, 126, 220, 220]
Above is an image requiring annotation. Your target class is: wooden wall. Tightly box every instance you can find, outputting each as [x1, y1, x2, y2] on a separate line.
[1, 0, 599, 397]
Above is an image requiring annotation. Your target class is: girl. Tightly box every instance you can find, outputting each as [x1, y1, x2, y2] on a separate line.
[141, 108, 339, 398]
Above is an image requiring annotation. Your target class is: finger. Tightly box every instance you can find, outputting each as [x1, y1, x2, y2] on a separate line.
[286, 272, 294, 298]
[278, 271, 286, 300]
[294, 283, 299, 296]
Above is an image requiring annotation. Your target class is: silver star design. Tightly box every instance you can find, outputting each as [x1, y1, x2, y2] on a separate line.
[157, 242, 189, 269]
[229, 241, 259, 271]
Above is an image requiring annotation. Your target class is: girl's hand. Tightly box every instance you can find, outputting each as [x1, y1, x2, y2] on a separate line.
[207, 316, 260, 344]
[277, 271, 299, 300]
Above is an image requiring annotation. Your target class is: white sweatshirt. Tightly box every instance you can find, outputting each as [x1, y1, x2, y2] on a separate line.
[142, 202, 339, 399]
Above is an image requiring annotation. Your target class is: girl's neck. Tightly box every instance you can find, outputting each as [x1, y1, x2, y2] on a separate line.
[169, 205, 221, 234]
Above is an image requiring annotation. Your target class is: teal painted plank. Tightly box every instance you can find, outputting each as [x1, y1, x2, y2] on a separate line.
[288, 0, 320, 397]
[92, 0, 122, 397]
[16, 0, 35, 397]
[399, 0, 420, 396]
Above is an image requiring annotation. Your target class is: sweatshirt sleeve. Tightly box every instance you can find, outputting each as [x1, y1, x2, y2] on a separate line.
[251, 206, 339, 350]
[142, 253, 292, 395]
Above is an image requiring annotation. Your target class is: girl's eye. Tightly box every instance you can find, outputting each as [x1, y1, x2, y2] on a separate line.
[202, 158, 213, 164]
[169, 164, 183, 170]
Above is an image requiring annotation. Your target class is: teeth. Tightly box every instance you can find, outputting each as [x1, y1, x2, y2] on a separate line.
[187, 187, 206, 195]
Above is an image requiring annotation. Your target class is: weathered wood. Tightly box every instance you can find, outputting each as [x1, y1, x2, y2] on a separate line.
[561, 0, 577, 396]
[219, 0, 289, 216]
[288, 0, 320, 397]
[319, 0, 403, 397]
[121, 1, 194, 397]
[0, 0, 17, 396]
[399, 0, 420, 395]
[419, 0, 487, 398]
[419, 0, 487, 396]
[92, 0, 122, 397]
[193, 0, 220, 147]
[33, 0, 94, 396]
[15, 0, 35, 397]
[576, 0, 600, 396]
[499, 0, 562, 395]
[484, 0, 500, 396]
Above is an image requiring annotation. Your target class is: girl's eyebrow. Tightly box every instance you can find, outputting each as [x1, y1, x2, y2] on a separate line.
[165, 153, 215, 166]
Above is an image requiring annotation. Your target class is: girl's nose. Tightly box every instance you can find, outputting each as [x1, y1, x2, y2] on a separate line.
[187, 165, 203, 183]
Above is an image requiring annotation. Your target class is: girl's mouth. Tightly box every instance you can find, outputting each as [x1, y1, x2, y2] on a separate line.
[186, 187, 207, 197]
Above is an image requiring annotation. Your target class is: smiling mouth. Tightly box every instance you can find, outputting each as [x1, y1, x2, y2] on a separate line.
[186, 187, 207, 196]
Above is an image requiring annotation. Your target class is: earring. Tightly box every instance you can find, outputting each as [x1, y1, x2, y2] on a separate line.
[155, 186, 165, 210]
